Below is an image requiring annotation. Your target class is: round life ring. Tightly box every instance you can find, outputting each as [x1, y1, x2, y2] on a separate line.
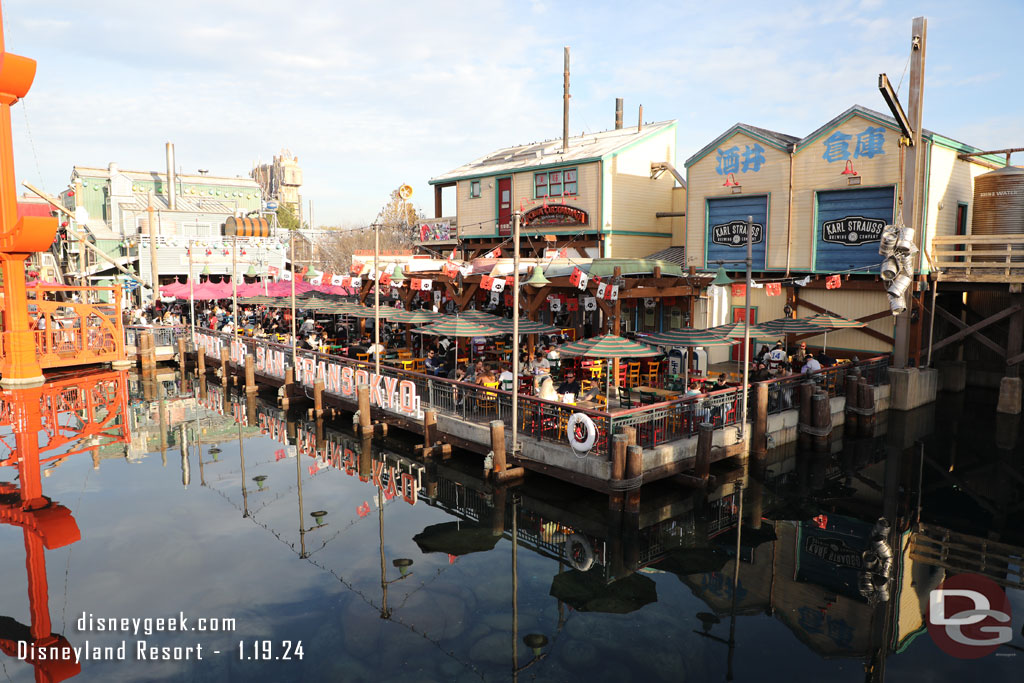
[567, 412, 597, 453]
[565, 533, 595, 572]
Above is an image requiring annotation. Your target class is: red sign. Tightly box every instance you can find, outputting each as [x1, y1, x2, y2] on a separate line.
[731, 283, 746, 297]
[825, 275, 842, 289]
[765, 282, 781, 296]
[522, 204, 589, 227]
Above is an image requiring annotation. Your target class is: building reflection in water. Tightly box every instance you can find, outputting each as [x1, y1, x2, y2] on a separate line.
[0, 370, 131, 682]
[118, 373, 1024, 679]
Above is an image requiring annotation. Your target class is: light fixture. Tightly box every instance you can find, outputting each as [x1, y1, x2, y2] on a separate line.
[390, 268, 407, 285]
[307, 267, 320, 280]
[201, 265, 211, 275]
[246, 264, 258, 277]
[722, 172, 740, 188]
[523, 634, 549, 656]
[710, 265, 732, 287]
[842, 160, 861, 184]
[392, 558, 413, 575]
[525, 265, 551, 287]
[310, 510, 328, 526]
[252, 474, 268, 490]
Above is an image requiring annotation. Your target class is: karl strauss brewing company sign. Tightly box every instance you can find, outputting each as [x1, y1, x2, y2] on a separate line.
[711, 220, 764, 247]
[821, 216, 885, 246]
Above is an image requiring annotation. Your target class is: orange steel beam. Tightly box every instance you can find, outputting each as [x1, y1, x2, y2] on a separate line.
[0, 8, 58, 386]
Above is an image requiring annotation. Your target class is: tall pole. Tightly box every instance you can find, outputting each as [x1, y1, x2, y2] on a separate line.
[739, 215, 753, 441]
[231, 233, 238, 340]
[374, 222, 380, 378]
[188, 242, 196, 347]
[147, 193, 159, 309]
[892, 17, 927, 369]
[511, 210, 521, 455]
[562, 47, 570, 153]
[290, 228, 297, 366]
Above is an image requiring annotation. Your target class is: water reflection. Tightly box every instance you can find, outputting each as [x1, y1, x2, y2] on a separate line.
[0, 370, 131, 682]
[0, 372, 1020, 681]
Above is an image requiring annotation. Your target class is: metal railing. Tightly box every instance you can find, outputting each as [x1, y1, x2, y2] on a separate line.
[13, 285, 126, 370]
[189, 330, 890, 460]
[125, 325, 191, 348]
[763, 356, 889, 417]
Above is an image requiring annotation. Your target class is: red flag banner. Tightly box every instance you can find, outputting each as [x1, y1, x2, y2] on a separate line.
[765, 282, 781, 296]
[351, 262, 364, 275]
[566, 298, 578, 312]
[480, 275, 494, 290]
[731, 283, 746, 297]
[379, 272, 391, 288]
[825, 275, 842, 290]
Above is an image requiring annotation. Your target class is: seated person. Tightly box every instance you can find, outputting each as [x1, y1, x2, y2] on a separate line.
[556, 370, 581, 401]
[767, 341, 787, 371]
[466, 361, 485, 383]
[816, 350, 836, 367]
[498, 363, 515, 391]
[711, 373, 729, 391]
[449, 364, 467, 382]
[791, 341, 808, 365]
[476, 364, 497, 386]
[528, 352, 551, 375]
[535, 375, 559, 401]
[801, 355, 822, 374]
[425, 348, 444, 376]
[751, 361, 771, 382]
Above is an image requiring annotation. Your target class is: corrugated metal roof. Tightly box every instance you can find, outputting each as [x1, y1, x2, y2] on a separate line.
[72, 166, 258, 188]
[430, 120, 677, 184]
[644, 246, 686, 266]
[119, 193, 237, 214]
[685, 123, 799, 168]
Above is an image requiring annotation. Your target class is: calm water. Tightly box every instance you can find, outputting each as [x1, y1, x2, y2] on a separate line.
[0, 369, 1021, 682]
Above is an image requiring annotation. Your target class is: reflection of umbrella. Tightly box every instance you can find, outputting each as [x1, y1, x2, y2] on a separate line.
[806, 313, 866, 353]
[712, 523, 778, 549]
[653, 547, 731, 578]
[559, 335, 663, 404]
[413, 521, 501, 556]
[549, 568, 657, 614]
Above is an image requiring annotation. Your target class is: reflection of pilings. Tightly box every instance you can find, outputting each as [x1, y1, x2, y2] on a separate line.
[158, 398, 168, 460]
[746, 477, 763, 530]
[199, 373, 207, 401]
[491, 486, 507, 537]
[359, 435, 372, 477]
[246, 393, 257, 427]
[287, 417, 297, 444]
[623, 509, 640, 576]
[142, 376, 156, 402]
[797, 382, 813, 451]
[609, 434, 627, 511]
[606, 506, 625, 580]
[811, 391, 832, 453]
[181, 439, 190, 488]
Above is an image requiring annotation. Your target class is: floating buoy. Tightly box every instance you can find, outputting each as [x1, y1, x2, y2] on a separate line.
[567, 412, 597, 453]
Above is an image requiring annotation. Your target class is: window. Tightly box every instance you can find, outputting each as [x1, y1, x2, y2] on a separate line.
[535, 168, 577, 198]
[470, 180, 481, 198]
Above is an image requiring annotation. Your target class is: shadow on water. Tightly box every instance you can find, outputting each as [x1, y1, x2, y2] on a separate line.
[0, 369, 1021, 681]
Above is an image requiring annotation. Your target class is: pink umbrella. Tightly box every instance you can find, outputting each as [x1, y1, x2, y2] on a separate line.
[266, 279, 313, 296]
[235, 281, 264, 297]
[189, 280, 231, 300]
[161, 278, 189, 297]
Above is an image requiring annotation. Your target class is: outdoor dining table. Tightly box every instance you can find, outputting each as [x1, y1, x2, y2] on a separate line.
[631, 385, 681, 401]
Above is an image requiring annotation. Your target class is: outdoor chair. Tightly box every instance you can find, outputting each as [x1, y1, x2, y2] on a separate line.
[639, 390, 659, 406]
[644, 363, 659, 388]
[617, 386, 634, 409]
[412, 358, 426, 374]
[477, 381, 499, 414]
[627, 362, 641, 388]
[356, 352, 370, 363]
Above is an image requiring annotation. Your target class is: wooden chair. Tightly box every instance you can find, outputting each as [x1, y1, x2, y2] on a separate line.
[356, 352, 370, 363]
[478, 380, 499, 414]
[397, 349, 412, 360]
[412, 358, 426, 374]
[644, 362, 659, 388]
[639, 390, 659, 406]
[628, 362, 641, 388]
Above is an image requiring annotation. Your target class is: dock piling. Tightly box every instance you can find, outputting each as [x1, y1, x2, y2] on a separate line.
[609, 433, 628, 511]
[798, 381, 814, 451]
[845, 373, 861, 436]
[752, 382, 768, 464]
[490, 420, 524, 483]
[811, 390, 832, 453]
[245, 361, 257, 394]
[625, 444, 643, 514]
[177, 336, 187, 369]
[313, 380, 324, 417]
[858, 377, 876, 437]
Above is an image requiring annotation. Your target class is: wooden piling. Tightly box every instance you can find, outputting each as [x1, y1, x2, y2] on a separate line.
[220, 348, 229, 384]
[845, 373, 861, 436]
[491, 420, 524, 483]
[313, 380, 324, 417]
[609, 433, 628, 511]
[746, 477, 763, 530]
[416, 410, 452, 459]
[140, 332, 156, 370]
[197, 345, 206, 375]
[490, 486, 507, 537]
[811, 390, 832, 453]
[858, 377, 875, 437]
[696, 422, 713, 481]
[177, 336, 187, 368]
[798, 381, 814, 451]
[625, 444, 643, 514]
[282, 367, 294, 409]
[358, 434, 372, 477]
[752, 382, 768, 464]
[357, 384, 371, 436]
[245, 361, 257, 394]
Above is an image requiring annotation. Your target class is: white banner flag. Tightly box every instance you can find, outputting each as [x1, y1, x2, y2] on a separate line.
[281, 270, 293, 281]
[331, 274, 344, 286]
[596, 282, 607, 299]
[350, 277, 362, 289]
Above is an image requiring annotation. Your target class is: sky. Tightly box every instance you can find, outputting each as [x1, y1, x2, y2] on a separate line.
[4, 0, 1022, 227]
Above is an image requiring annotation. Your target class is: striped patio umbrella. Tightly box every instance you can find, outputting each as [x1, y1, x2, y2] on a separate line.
[645, 329, 740, 347]
[805, 313, 866, 352]
[342, 304, 400, 319]
[490, 318, 561, 335]
[389, 309, 442, 325]
[708, 321, 779, 339]
[559, 335, 663, 404]
[415, 318, 504, 337]
[644, 329, 739, 388]
[760, 317, 830, 334]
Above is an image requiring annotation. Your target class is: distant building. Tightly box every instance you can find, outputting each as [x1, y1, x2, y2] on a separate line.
[252, 150, 303, 217]
[58, 150, 287, 299]
[429, 120, 685, 260]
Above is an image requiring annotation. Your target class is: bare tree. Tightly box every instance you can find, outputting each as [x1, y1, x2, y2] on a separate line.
[314, 186, 422, 273]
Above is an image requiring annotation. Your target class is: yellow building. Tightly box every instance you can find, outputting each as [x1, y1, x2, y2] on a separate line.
[429, 121, 685, 260]
[685, 105, 1004, 359]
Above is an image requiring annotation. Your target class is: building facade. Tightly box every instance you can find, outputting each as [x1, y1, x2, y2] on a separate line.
[252, 150, 303, 216]
[58, 162, 286, 297]
[684, 105, 1002, 360]
[429, 121, 686, 260]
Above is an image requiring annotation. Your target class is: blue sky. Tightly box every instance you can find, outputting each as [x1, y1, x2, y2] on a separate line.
[5, 0, 1021, 226]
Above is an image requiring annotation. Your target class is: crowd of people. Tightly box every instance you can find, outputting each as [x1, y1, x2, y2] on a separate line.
[749, 340, 840, 382]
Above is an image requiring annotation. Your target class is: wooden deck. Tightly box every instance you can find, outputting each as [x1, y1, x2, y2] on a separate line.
[932, 234, 1024, 283]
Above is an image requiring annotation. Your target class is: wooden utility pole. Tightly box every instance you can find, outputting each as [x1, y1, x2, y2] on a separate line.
[562, 47, 570, 152]
[147, 193, 160, 306]
[892, 17, 927, 369]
